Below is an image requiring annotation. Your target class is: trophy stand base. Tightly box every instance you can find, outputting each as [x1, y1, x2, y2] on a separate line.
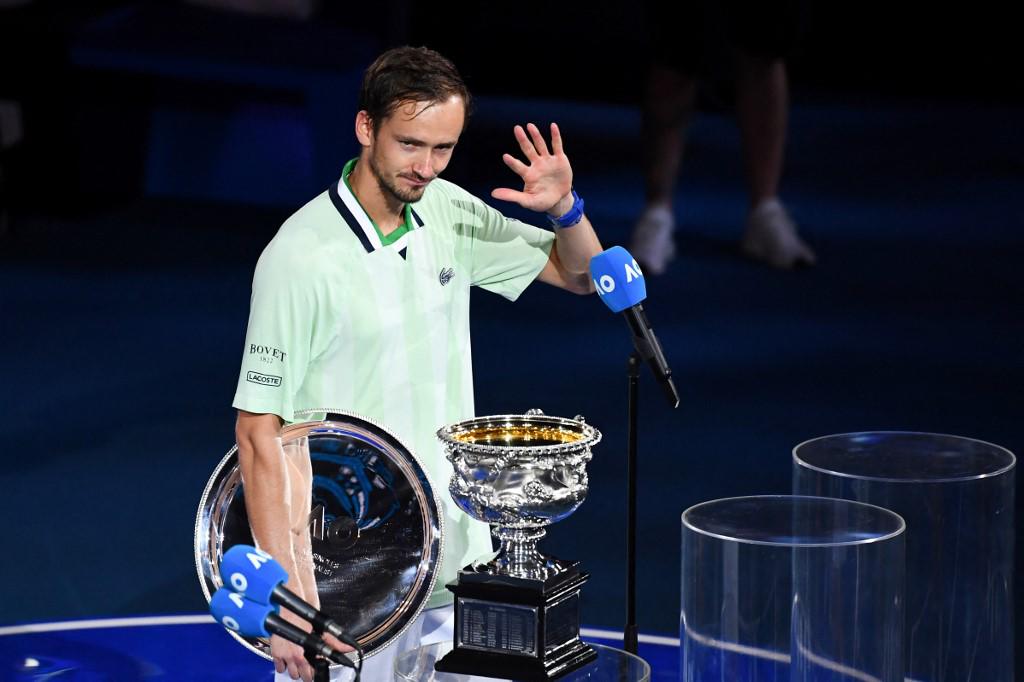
[435, 562, 597, 681]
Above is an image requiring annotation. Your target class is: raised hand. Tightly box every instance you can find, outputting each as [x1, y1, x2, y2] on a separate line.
[491, 122, 574, 216]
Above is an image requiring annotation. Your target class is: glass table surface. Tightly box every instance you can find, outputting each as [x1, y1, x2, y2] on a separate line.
[395, 641, 650, 682]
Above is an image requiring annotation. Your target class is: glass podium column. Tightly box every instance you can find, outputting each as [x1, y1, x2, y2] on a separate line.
[794, 432, 1015, 682]
[681, 495, 906, 682]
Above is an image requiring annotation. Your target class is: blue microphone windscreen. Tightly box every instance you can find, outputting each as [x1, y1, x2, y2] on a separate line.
[210, 587, 275, 637]
[589, 246, 647, 313]
[220, 544, 288, 604]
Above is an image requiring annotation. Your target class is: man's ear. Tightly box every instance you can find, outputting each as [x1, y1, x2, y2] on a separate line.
[355, 110, 374, 147]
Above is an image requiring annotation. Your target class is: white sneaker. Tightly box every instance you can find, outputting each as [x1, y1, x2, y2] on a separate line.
[629, 205, 676, 275]
[740, 198, 816, 269]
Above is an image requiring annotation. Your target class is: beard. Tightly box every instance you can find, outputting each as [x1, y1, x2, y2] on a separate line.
[369, 154, 427, 204]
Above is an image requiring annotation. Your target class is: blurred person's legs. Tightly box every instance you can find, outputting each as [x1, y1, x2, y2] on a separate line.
[729, 0, 815, 268]
[631, 0, 815, 272]
[629, 64, 697, 274]
[629, 1, 702, 274]
[734, 50, 815, 268]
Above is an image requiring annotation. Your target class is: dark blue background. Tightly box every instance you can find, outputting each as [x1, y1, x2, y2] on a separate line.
[1, 1, 1020, 677]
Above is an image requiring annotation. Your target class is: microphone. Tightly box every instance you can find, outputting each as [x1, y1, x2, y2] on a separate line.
[590, 246, 680, 408]
[220, 544, 360, 651]
[209, 587, 353, 668]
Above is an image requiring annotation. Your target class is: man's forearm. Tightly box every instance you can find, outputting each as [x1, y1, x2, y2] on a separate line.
[537, 207, 604, 294]
[285, 439, 320, 608]
[546, 188, 602, 278]
[553, 214, 602, 276]
[235, 416, 305, 596]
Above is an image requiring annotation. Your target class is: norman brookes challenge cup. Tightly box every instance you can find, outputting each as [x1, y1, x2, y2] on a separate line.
[434, 409, 602, 681]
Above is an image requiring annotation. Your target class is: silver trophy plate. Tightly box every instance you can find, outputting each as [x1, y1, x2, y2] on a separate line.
[195, 410, 444, 660]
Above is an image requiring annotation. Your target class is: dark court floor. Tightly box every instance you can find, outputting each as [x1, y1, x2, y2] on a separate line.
[2, 90, 1022, 673]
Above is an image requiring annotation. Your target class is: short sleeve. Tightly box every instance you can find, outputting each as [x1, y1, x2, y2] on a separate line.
[461, 196, 555, 301]
[232, 245, 318, 422]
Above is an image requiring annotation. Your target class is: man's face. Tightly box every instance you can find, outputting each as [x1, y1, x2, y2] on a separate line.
[362, 96, 465, 204]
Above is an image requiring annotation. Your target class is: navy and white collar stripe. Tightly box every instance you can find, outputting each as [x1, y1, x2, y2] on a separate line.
[328, 181, 374, 253]
[328, 178, 424, 254]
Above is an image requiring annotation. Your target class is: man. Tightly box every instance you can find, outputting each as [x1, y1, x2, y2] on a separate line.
[232, 46, 602, 681]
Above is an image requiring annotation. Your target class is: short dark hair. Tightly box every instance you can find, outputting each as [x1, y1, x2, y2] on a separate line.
[358, 46, 472, 131]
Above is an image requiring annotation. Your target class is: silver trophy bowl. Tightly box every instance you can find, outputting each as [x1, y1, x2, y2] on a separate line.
[438, 409, 601, 581]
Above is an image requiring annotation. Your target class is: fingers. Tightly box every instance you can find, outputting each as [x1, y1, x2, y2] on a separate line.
[288, 656, 313, 682]
[273, 639, 313, 682]
[490, 187, 527, 204]
[513, 122, 560, 160]
[499, 122, 568, 212]
[501, 152, 529, 177]
[277, 655, 311, 682]
[322, 631, 355, 654]
[526, 122, 549, 156]
[513, 125, 538, 161]
[550, 122, 563, 155]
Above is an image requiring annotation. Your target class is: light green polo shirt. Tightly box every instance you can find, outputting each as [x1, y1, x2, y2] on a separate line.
[233, 170, 555, 607]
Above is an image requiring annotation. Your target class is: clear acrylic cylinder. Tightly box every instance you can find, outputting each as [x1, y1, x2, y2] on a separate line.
[681, 495, 905, 682]
[794, 432, 1015, 682]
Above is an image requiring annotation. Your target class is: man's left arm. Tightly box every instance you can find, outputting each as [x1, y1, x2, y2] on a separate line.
[537, 210, 602, 294]
[491, 122, 603, 295]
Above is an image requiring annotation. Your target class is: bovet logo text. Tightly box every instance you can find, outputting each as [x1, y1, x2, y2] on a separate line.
[247, 371, 282, 387]
[249, 344, 287, 362]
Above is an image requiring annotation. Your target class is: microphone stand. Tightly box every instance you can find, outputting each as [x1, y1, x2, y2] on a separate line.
[305, 620, 332, 682]
[621, 305, 678, 655]
[297, 607, 327, 682]
[303, 649, 331, 682]
[305, 621, 362, 682]
[624, 353, 640, 655]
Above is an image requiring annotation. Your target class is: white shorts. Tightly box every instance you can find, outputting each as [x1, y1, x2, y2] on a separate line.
[273, 604, 454, 682]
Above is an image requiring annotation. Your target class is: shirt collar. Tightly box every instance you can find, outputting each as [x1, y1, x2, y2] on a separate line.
[328, 158, 424, 253]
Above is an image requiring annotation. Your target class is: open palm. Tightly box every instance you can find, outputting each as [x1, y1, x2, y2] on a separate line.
[491, 122, 573, 214]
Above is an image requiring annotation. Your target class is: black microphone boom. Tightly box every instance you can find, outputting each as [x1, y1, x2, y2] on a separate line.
[623, 304, 680, 408]
[271, 584, 360, 650]
[265, 613, 354, 668]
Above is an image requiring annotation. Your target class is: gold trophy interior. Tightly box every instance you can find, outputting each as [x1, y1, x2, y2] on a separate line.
[452, 425, 585, 446]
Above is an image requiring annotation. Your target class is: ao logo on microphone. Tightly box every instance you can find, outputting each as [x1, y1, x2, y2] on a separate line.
[219, 590, 249, 632]
[226, 547, 272, 595]
[594, 258, 643, 296]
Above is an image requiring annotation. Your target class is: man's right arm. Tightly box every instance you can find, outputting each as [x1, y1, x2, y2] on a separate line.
[235, 410, 301, 580]
[235, 409, 315, 682]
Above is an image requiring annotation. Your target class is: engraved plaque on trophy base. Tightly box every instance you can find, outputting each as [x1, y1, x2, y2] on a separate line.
[435, 561, 597, 680]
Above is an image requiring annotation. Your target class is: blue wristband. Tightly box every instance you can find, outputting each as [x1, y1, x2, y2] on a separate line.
[548, 191, 585, 228]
